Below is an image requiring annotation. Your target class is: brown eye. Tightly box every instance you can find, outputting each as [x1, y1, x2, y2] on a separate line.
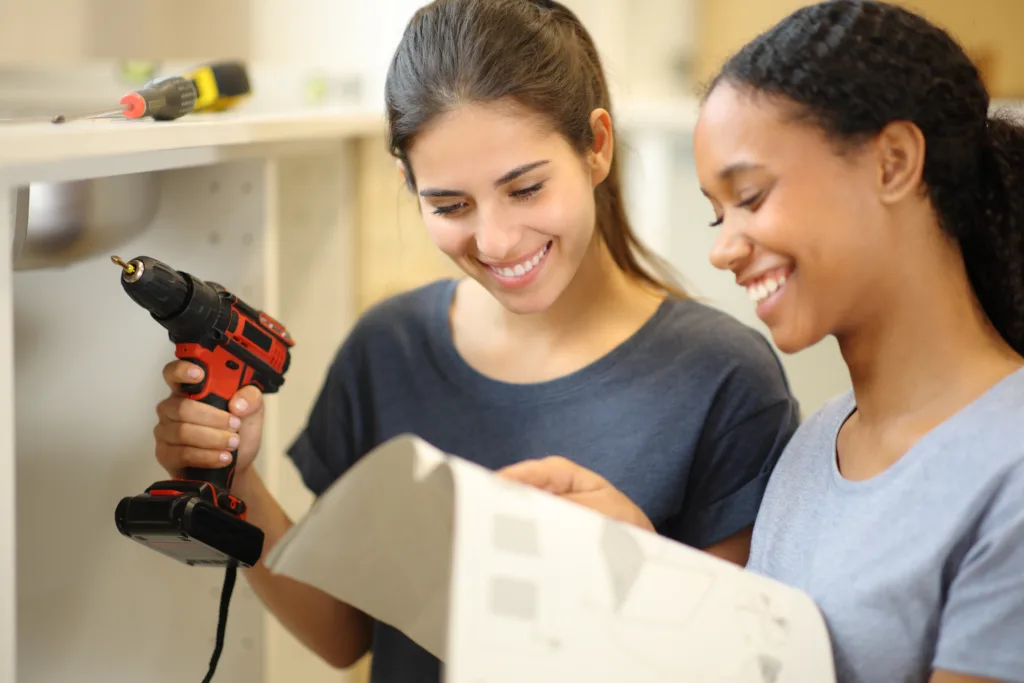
[432, 201, 467, 215]
[738, 191, 764, 208]
[510, 182, 544, 200]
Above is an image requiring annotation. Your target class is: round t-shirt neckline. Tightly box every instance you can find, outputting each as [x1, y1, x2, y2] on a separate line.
[425, 278, 677, 404]
[828, 366, 1024, 493]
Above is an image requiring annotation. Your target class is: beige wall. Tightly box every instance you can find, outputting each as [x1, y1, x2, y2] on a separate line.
[354, 135, 462, 312]
[0, 0, 251, 63]
[693, 0, 1024, 98]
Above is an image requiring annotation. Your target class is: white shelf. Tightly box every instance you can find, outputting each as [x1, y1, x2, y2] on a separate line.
[0, 106, 385, 181]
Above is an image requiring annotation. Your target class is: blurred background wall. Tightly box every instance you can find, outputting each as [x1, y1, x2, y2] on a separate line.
[2, 1, 1019, 682]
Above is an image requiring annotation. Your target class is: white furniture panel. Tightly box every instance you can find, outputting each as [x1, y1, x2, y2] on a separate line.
[0, 110, 380, 683]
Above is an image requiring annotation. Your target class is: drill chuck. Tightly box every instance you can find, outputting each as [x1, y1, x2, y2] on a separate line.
[114, 255, 190, 320]
[113, 255, 227, 344]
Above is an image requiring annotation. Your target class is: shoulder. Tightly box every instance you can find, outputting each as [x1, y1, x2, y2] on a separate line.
[645, 297, 799, 428]
[351, 278, 454, 338]
[932, 428, 1024, 681]
[338, 278, 454, 355]
[317, 279, 455, 386]
[652, 297, 790, 381]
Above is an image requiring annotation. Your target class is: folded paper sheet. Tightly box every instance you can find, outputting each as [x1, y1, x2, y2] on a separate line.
[265, 434, 837, 683]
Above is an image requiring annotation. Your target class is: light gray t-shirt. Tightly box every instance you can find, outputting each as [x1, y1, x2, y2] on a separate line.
[747, 367, 1024, 683]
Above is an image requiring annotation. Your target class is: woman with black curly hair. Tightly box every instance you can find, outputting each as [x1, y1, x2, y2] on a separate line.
[501, 2, 1024, 682]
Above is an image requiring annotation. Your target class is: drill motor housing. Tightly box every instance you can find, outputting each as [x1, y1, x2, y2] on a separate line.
[114, 255, 294, 568]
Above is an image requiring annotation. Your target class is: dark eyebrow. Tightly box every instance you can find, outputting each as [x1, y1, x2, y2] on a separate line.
[494, 160, 549, 187]
[718, 161, 765, 180]
[419, 160, 550, 197]
[699, 161, 767, 198]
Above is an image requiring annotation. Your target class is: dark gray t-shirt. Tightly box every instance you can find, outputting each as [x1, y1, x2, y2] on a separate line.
[287, 278, 800, 683]
[747, 367, 1024, 683]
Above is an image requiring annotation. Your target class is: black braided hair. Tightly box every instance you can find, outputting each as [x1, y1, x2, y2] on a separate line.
[708, 0, 1024, 354]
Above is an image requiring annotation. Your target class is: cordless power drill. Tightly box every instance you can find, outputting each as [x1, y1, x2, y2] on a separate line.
[110, 254, 294, 681]
[112, 254, 294, 566]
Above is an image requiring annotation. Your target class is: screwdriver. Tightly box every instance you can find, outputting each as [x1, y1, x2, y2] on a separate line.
[52, 61, 251, 124]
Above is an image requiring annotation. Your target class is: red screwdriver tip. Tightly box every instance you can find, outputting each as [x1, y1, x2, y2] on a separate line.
[119, 92, 147, 119]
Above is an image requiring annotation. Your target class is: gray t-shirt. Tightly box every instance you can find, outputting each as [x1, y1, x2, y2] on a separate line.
[287, 278, 800, 683]
[747, 367, 1024, 683]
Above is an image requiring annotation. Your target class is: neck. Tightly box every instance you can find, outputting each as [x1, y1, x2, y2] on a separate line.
[838, 239, 1023, 429]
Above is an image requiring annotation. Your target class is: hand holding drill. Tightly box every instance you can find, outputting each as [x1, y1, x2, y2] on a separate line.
[154, 360, 265, 486]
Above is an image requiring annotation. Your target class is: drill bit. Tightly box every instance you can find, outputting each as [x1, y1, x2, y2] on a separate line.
[111, 255, 135, 274]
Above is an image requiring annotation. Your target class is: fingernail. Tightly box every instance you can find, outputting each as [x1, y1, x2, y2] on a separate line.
[234, 398, 248, 412]
[188, 366, 202, 379]
[228, 435, 240, 449]
[229, 416, 241, 429]
[219, 452, 232, 463]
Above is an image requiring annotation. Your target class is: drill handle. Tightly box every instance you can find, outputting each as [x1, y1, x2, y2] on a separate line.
[176, 343, 257, 493]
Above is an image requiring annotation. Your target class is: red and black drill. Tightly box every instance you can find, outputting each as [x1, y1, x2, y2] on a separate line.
[110, 254, 294, 680]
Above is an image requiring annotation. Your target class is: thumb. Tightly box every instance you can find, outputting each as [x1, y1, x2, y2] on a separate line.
[229, 385, 264, 418]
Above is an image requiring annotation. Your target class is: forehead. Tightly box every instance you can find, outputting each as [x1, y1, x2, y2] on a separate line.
[407, 101, 567, 183]
[693, 83, 828, 183]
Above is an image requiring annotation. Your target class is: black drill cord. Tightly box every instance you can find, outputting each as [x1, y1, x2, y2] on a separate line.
[202, 565, 237, 683]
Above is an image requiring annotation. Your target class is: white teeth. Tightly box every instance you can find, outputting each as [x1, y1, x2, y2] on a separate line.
[747, 272, 788, 304]
[489, 243, 549, 278]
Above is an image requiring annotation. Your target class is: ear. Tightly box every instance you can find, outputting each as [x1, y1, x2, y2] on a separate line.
[587, 108, 614, 187]
[395, 158, 414, 192]
[874, 120, 926, 204]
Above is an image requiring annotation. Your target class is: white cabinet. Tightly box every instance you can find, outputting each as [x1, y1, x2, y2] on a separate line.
[0, 108, 381, 683]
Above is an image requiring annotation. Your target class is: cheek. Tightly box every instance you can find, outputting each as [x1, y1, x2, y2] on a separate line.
[539, 182, 596, 240]
[422, 215, 473, 258]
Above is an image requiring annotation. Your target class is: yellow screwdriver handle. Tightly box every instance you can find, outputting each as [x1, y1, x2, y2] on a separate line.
[183, 61, 252, 114]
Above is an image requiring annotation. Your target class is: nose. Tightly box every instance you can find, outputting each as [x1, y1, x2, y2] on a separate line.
[474, 206, 524, 260]
[708, 221, 753, 273]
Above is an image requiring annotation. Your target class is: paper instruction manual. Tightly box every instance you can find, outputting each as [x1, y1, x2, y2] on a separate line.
[264, 434, 836, 683]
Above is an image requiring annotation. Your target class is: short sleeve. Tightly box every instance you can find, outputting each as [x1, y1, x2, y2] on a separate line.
[932, 464, 1024, 682]
[286, 330, 375, 497]
[665, 397, 801, 549]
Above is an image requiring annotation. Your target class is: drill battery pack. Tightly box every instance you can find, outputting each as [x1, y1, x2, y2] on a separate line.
[114, 480, 263, 568]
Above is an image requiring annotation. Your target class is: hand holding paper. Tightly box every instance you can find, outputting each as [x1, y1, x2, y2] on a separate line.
[497, 455, 656, 532]
[265, 434, 836, 683]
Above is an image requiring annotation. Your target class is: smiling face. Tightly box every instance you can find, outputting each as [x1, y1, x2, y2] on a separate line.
[693, 82, 897, 354]
[403, 100, 610, 315]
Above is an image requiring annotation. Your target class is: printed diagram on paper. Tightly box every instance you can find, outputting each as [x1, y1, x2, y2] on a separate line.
[265, 434, 837, 683]
[445, 463, 833, 683]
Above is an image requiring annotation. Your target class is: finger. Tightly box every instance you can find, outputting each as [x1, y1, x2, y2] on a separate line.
[565, 490, 655, 531]
[229, 385, 264, 417]
[156, 443, 233, 472]
[157, 397, 241, 431]
[499, 456, 611, 494]
[162, 360, 205, 392]
[497, 456, 578, 494]
[154, 420, 240, 453]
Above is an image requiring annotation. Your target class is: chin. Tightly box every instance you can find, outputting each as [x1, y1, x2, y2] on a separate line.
[488, 280, 565, 315]
[767, 324, 827, 356]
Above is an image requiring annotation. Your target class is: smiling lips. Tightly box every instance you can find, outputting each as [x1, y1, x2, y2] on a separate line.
[744, 266, 792, 305]
[483, 241, 551, 278]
